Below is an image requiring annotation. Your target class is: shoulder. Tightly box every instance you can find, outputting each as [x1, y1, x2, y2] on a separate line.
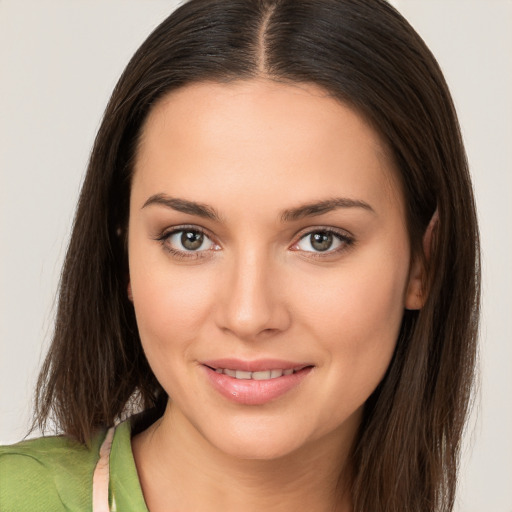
[0, 430, 105, 511]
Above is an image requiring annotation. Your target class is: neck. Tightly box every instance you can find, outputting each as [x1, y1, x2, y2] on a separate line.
[132, 403, 356, 512]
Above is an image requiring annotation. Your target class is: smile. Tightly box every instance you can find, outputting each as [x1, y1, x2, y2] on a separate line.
[202, 360, 314, 405]
[210, 367, 305, 380]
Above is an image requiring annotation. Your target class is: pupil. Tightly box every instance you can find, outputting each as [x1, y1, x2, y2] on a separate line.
[181, 231, 203, 250]
[311, 232, 332, 251]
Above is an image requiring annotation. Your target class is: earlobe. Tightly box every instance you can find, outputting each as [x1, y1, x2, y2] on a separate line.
[405, 210, 439, 310]
[127, 281, 133, 302]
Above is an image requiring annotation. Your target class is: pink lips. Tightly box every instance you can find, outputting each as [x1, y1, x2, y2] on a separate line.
[202, 358, 313, 405]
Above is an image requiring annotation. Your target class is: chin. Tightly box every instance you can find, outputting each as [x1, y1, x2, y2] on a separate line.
[197, 416, 317, 461]
[214, 435, 306, 461]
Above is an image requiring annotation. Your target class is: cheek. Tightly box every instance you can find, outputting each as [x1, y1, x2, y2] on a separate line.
[129, 251, 215, 354]
[300, 256, 406, 337]
[129, 261, 220, 402]
[294, 250, 409, 387]
[344, 265, 406, 347]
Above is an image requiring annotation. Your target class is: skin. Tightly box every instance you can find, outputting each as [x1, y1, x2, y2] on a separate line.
[128, 79, 424, 512]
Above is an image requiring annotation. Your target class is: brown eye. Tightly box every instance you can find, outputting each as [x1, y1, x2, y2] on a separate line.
[310, 232, 333, 251]
[166, 229, 216, 252]
[294, 230, 350, 254]
[181, 230, 204, 250]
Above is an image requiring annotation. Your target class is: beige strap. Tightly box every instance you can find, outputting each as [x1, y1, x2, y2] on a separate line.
[92, 426, 116, 512]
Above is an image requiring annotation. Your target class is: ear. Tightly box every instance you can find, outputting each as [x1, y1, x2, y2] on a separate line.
[127, 281, 133, 302]
[405, 210, 439, 310]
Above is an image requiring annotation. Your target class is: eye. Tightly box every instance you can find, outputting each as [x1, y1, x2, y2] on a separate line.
[166, 229, 216, 252]
[168, 229, 213, 251]
[292, 229, 353, 254]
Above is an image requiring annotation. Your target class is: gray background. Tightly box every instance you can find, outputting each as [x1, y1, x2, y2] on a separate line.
[1, 1, 511, 510]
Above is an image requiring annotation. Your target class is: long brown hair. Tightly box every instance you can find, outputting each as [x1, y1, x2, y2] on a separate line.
[34, 1, 480, 510]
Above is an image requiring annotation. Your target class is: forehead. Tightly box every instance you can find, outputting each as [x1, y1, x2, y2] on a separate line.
[132, 79, 403, 217]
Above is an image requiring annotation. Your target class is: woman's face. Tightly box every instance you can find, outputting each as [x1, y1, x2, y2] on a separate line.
[128, 80, 421, 459]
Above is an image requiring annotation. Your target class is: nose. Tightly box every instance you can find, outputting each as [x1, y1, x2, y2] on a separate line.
[215, 249, 291, 341]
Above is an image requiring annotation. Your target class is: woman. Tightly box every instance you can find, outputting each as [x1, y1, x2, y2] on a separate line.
[0, 0, 479, 511]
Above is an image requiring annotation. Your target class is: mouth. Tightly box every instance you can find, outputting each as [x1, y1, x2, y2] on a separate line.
[205, 365, 309, 380]
[201, 359, 314, 405]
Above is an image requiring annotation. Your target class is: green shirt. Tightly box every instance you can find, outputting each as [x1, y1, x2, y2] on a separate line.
[0, 421, 148, 511]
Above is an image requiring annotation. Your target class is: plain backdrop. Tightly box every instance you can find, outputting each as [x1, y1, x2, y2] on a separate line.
[1, 1, 511, 511]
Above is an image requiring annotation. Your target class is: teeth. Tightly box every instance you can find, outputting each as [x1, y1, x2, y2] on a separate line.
[215, 367, 303, 380]
[252, 370, 271, 380]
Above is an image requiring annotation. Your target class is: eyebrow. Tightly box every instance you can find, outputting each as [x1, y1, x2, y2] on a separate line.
[142, 193, 374, 223]
[142, 194, 221, 221]
[280, 197, 375, 222]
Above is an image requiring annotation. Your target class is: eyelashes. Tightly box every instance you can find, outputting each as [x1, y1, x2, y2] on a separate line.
[155, 226, 220, 261]
[155, 225, 355, 261]
[290, 229, 354, 256]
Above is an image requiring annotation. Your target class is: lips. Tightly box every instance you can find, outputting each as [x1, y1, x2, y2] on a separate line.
[201, 359, 313, 405]
[202, 358, 309, 373]
[214, 367, 298, 380]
